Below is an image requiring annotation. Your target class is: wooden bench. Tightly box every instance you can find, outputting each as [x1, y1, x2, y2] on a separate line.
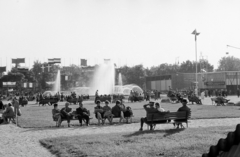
[146, 111, 191, 130]
[53, 111, 92, 127]
[40, 98, 59, 106]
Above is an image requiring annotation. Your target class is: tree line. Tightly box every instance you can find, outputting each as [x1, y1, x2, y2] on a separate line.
[0, 56, 239, 91]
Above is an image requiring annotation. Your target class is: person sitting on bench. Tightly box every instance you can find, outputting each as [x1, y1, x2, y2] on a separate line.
[174, 99, 191, 128]
[94, 100, 104, 125]
[155, 102, 170, 123]
[102, 100, 113, 124]
[60, 102, 73, 127]
[120, 99, 133, 123]
[139, 101, 158, 131]
[2, 103, 15, 124]
[111, 100, 125, 123]
[52, 103, 61, 125]
[76, 102, 90, 126]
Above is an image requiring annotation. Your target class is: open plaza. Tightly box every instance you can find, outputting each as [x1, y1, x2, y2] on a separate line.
[1, 94, 240, 157]
[2, 1, 240, 157]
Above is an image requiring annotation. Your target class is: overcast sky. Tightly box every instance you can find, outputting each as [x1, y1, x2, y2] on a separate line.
[1, 0, 240, 71]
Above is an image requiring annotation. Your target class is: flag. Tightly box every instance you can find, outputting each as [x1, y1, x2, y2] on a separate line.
[53, 58, 61, 63]
[12, 58, 25, 64]
[104, 59, 110, 64]
[48, 58, 61, 64]
[81, 59, 87, 66]
[0, 66, 6, 73]
[17, 67, 29, 73]
[201, 69, 207, 73]
[48, 59, 55, 64]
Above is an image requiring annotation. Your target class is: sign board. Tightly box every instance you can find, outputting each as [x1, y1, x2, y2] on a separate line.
[205, 81, 225, 86]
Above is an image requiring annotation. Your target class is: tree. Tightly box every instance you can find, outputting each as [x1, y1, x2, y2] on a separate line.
[118, 65, 145, 87]
[31, 60, 60, 91]
[217, 56, 240, 71]
[149, 63, 176, 76]
[179, 59, 214, 73]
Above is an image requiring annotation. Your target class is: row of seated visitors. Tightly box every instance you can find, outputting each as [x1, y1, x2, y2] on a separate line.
[95, 95, 111, 103]
[52, 100, 133, 127]
[139, 99, 191, 131]
[94, 100, 133, 125]
[52, 102, 87, 127]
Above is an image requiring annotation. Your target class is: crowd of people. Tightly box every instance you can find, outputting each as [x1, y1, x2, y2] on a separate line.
[0, 97, 22, 124]
[139, 99, 191, 131]
[52, 99, 133, 127]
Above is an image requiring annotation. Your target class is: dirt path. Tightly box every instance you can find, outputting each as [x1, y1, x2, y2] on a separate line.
[1, 118, 240, 157]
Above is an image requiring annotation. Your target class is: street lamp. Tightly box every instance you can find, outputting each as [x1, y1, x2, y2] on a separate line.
[192, 29, 200, 96]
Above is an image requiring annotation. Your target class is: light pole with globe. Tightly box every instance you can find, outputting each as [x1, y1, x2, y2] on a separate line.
[192, 29, 200, 96]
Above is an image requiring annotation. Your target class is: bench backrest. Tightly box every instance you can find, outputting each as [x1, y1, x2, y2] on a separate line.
[147, 111, 191, 122]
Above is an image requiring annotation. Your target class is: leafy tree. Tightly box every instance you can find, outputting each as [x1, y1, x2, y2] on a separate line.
[118, 65, 145, 87]
[217, 56, 240, 71]
[149, 63, 176, 76]
[179, 59, 214, 73]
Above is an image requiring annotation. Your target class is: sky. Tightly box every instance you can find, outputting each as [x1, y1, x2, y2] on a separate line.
[1, 0, 240, 71]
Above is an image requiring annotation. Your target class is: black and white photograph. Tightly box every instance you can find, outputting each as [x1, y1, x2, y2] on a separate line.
[1, 0, 240, 157]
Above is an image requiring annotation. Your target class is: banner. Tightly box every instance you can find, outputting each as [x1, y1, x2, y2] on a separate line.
[12, 58, 25, 64]
[104, 59, 110, 64]
[3, 82, 16, 87]
[81, 59, 87, 66]
[0, 66, 6, 73]
[48, 58, 61, 64]
[48, 59, 54, 64]
[23, 83, 27, 88]
[65, 76, 68, 81]
[53, 58, 61, 63]
[17, 66, 29, 73]
[29, 83, 33, 88]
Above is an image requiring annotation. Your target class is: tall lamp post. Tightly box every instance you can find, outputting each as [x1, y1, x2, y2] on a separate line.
[192, 29, 200, 95]
[226, 45, 240, 91]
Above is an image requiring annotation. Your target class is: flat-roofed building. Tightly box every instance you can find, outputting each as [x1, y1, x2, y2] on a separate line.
[146, 71, 240, 94]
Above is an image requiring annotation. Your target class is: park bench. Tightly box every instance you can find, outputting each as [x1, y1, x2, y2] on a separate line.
[53, 111, 92, 127]
[128, 95, 144, 103]
[39, 98, 59, 106]
[66, 98, 81, 105]
[146, 111, 191, 130]
[188, 96, 202, 104]
[211, 97, 230, 106]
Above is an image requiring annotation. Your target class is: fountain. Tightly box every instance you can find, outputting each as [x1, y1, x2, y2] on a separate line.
[53, 70, 61, 93]
[89, 62, 115, 95]
[118, 73, 123, 86]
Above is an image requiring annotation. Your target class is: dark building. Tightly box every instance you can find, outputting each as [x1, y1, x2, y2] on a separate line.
[146, 71, 240, 94]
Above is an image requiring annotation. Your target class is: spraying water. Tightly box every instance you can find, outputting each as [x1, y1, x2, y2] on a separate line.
[89, 62, 115, 95]
[118, 73, 123, 86]
[53, 70, 61, 93]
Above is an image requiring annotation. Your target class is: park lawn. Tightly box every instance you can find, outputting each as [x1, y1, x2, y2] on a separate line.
[39, 125, 235, 157]
[17, 100, 240, 128]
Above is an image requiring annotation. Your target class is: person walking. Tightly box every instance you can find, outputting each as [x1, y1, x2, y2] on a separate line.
[237, 88, 240, 98]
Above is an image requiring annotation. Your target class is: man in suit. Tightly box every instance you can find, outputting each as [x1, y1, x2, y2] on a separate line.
[60, 102, 73, 127]
[76, 102, 90, 126]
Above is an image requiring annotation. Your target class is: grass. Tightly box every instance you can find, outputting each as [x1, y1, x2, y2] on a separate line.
[39, 125, 235, 157]
[15, 97, 240, 128]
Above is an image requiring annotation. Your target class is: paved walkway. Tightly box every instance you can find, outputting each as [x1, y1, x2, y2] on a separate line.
[1, 118, 240, 157]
